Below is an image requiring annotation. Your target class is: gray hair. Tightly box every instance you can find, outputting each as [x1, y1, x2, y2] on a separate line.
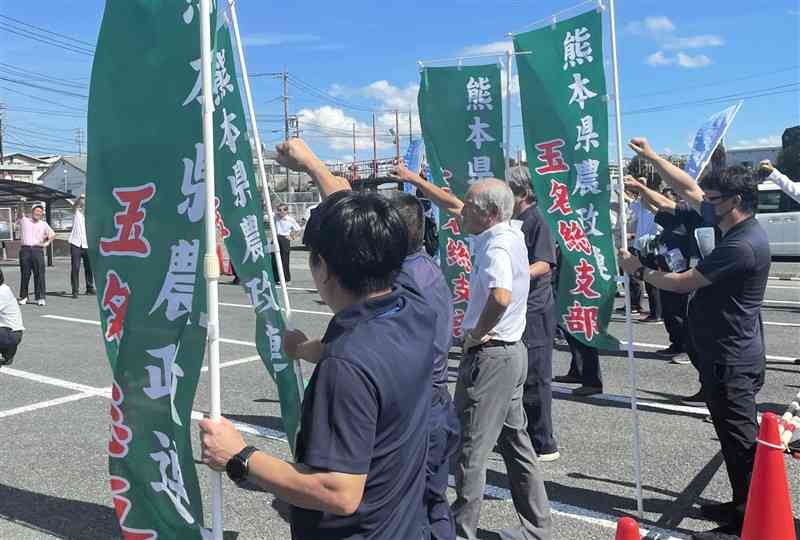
[471, 178, 515, 221]
[506, 166, 536, 203]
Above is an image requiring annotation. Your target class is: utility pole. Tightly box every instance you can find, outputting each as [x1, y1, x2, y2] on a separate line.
[0, 104, 4, 165]
[282, 69, 292, 193]
[352, 122, 356, 184]
[75, 128, 84, 156]
[372, 112, 377, 178]
[394, 110, 400, 162]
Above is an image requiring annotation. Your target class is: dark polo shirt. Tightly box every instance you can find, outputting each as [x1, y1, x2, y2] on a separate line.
[689, 217, 771, 366]
[291, 285, 436, 540]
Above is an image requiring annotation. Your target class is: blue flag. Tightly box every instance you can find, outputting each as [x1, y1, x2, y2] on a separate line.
[402, 139, 425, 194]
[685, 102, 742, 179]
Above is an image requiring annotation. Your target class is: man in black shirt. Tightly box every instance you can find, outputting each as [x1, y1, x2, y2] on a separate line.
[620, 161, 770, 539]
[508, 167, 560, 461]
[201, 192, 437, 540]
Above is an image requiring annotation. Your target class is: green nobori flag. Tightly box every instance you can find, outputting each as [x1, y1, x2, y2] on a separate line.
[418, 64, 505, 338]
[88, 1, 218, 537]
[514, 9, 620, 350]
[211, 14, 304, 454]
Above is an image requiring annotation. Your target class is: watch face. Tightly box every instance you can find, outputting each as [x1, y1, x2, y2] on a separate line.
[226, 456, 247, 481]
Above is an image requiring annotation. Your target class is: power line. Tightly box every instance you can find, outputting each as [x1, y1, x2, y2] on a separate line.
[1, 85, 86, 112]
[0, 75, 89, 100]
[0, 13, 96, 48]
[4, 106, 85, 119]
[0, 61, 88, 90]
[0, 24, 94, 56]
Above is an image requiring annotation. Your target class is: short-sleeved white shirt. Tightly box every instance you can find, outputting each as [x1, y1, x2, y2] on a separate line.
[462, 220, 530, 342]
[0, 284, 24, 331]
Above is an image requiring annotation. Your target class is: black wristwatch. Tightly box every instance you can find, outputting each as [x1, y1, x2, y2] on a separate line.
[226, 446, 258, 485]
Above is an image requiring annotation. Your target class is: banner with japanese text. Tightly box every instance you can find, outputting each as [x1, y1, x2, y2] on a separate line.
[211, 13, 304, 453]
[515, 10, 620, 350]
[87, 1, 213, 537]
[418, 64, 505, 338]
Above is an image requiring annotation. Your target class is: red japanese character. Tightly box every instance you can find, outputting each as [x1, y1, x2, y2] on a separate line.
[446, 237, 472, 273]
[102, 270, 131, 344]
[570, 258, 601, 299]
[558, 220, 592, 255]
[534, 139, 570, 175]
[99, 183, 156, 257]
[452, 308, 465, 339]
[110, 475, 157, 540]
[214, 196, 230, 240]
[442, 217, 461, 235]
[109, 381, 132, 459]
[563, 301, 600, 341]
[452, 273, 470, 305]
[547, 179, 573, 216]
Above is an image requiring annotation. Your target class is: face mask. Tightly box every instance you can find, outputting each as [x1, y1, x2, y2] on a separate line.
[700, 196, 737, 226]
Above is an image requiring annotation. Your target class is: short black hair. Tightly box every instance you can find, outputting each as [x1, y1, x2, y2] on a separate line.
[0, 269, 4, 286]
[700, 168, 759, 214]
[380, 191, 424, 253]
[303, 191, 409, 295]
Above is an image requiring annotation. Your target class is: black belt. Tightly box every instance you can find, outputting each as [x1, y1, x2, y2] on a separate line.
[468, 339, 518, 352]
[21, 245, 43, 249]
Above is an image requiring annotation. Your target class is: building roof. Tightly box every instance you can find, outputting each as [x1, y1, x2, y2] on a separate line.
[0, 178, 74, 205]
[3, 152, 51, 165]
[62, 156, 87, 173]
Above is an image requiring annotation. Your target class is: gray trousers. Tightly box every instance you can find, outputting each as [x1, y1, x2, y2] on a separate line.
[452, 341, 552, 540]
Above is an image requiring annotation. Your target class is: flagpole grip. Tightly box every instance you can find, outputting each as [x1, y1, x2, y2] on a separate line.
[205, 254, 220, 279]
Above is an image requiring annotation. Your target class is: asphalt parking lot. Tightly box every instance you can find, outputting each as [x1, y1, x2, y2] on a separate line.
[0, 255, 798, 539]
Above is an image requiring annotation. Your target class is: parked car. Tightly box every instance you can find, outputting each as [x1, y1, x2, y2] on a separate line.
[756, 180, 800, 258]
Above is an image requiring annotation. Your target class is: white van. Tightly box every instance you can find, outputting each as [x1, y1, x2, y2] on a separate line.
[756, 181, 800, 258]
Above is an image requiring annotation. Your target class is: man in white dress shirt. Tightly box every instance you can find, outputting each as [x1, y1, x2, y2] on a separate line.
[69, 194, 94, 299]
[273, 203, 301, 284]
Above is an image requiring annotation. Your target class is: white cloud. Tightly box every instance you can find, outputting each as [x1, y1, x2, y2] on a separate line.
[297, 106, 389, 152]
[361, 80, 420, 111]
[458, 40, 514, 56]
[676, 52, 711, 68]
[243, 33, 320, 47]
[734, 135, 781, 148]
[663, 35, 724, 50]
[628, 15, 722, 68]
[626, 16, 675, 36]
[645, 51, 674, 66]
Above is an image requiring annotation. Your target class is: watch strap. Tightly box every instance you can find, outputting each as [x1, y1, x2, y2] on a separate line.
[227, 445, 258, 483]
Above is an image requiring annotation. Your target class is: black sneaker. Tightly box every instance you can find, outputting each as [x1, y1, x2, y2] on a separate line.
[85, 288, 96, 296]
[72, 292, 79, 299]
[639, 316, 663, 324]
[1, 351, 14, 367]
[615, 306, 641, 314]
[553, 374, 582, 384]
[572, 386, 602, 397]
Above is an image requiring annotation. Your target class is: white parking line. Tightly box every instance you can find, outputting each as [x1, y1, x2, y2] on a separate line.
[220, 301, 333, 317]
[552, 385, 709, 416]
[0, 366, 109, 395]
[0, 392, 98, 419]
[42, 314, 101, 326]
[201, 355, 261, 372]
[623, 341, 797, 362]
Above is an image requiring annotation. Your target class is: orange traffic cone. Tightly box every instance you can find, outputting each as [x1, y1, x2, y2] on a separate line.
[615, 517, 640, 540]
[741, 412, 796, 540]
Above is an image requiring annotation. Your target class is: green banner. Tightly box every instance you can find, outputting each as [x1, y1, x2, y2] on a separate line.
[88, 1, 214, 537]
[211, 14, 304, 453]
[514, 10, 619, 350]
[418, 64, 505, 338]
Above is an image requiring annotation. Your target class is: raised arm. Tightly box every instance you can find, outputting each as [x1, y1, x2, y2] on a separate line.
[760, 160, 800, 205]
[387, 163, 464, 216]
[275, 139, 351, 199]
[624, 175, 676, 214]
[629, 137, 704, 210]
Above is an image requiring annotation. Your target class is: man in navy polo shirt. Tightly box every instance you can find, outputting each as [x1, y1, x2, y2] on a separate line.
[620, 161, 770, 539]
[201, 192, 437, 540]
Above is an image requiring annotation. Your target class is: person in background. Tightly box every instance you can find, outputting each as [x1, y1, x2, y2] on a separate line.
[0, 269, 24, 367]
[507, 166, 560, 462]
[759, 160, 800, 204]
[274, 204, 301, 284]
[69, 194, 95, 299]
[16, 203, 55, 307]
[629, 178, 662, 324]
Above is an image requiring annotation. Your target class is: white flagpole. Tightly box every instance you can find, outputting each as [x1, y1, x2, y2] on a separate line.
[199, 0, 224, 537]
[228, 0, 305, 439]
[607, 0, 644, 519]
[504, 49, 512, 173]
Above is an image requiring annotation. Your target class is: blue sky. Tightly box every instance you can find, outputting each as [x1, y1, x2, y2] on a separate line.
[1, 0, 798, 163]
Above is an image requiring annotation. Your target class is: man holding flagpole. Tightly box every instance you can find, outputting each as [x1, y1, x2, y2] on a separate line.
[622, 139, 770, 538]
